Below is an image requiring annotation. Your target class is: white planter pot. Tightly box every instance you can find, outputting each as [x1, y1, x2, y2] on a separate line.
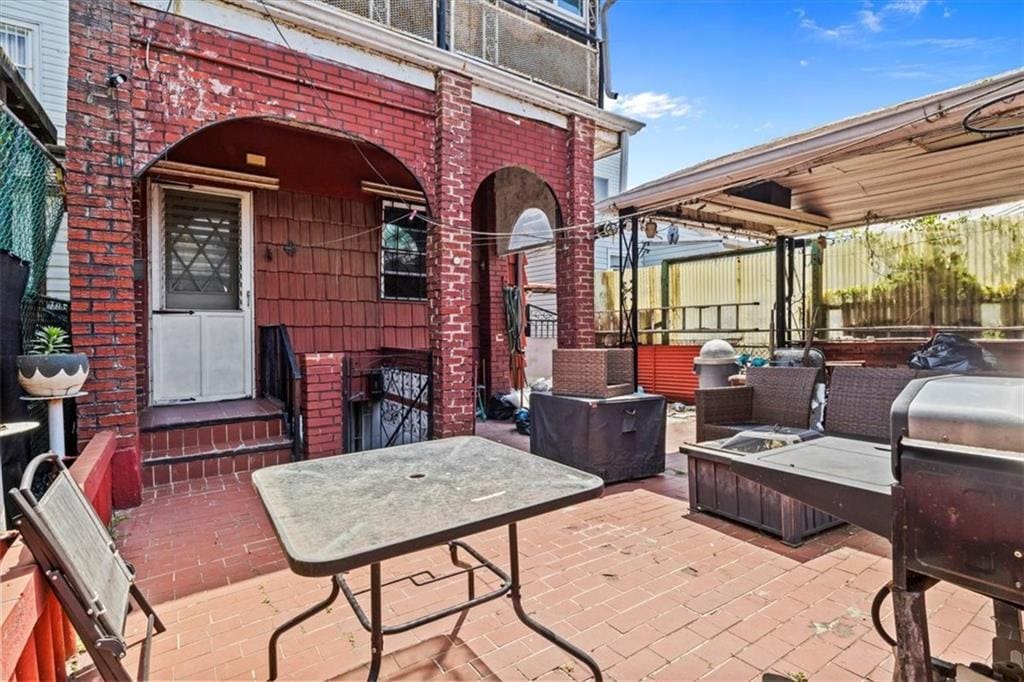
[16, 353, 90, 397]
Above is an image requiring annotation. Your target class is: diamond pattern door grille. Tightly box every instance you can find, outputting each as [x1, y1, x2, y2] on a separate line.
[163, 189, 242, 311]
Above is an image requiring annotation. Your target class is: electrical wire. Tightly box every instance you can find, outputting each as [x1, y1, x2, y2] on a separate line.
[143, 7, 1024, 252]
[962, 88, 1024, 135]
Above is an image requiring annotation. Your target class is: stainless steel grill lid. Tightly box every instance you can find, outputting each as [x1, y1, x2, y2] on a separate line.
[894, 375, 1024, 454]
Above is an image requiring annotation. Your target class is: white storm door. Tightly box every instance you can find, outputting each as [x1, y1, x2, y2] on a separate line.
[150, 185, 254, 405]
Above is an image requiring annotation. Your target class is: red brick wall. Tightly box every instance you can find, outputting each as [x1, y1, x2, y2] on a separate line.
[557, 115, 596, 349]
[429, 72, 476, 438]
[67, 1, 598, 503]
[129, 6, 436, 193]
[300, 353, 344, 458]
[470, 105, 569, 203]
[66, 0, 142, 508]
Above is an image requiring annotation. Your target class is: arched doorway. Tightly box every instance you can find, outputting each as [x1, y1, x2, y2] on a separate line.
[470, 167, 561, 397]
[140, 117, 430, 406]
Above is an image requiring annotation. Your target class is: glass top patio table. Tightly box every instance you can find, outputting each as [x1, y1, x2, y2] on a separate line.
[252, 435, 604, 577]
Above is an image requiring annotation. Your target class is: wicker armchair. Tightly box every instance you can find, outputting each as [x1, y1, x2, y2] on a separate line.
[695, 366, 820, 442]
[823, 367, 924, 441]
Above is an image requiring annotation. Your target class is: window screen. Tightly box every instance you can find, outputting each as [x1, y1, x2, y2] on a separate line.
[163, 189, 242, 311]
[381, 205, 428, 300]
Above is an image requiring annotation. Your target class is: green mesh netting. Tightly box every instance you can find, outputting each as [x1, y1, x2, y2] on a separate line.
[0, 106, 65, 302]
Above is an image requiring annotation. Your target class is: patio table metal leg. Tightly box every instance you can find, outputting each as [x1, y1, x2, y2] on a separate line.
[268, 578, 341, 681]
[507, 523, 603, 682]
[368, 563, 383, 682]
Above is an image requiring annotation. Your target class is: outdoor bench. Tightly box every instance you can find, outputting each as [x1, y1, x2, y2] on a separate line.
[684, 366, 929, 546]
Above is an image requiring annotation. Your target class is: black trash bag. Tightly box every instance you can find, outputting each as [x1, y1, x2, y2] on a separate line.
[486, 394, 517, 420]
[908, 332, 996, 373]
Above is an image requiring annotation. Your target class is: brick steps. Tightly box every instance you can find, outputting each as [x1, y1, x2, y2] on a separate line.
[142, 437, 294, 488]
[140, 400, 294, 488]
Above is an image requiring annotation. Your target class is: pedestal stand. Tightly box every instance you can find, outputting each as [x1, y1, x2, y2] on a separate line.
[19, 392, 86, 459]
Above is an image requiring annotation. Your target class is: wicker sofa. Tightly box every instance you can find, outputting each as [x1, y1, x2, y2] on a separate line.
[687, 366, 930, 545]
[694, 366, 820, 442]
[824, 366, 921, 440]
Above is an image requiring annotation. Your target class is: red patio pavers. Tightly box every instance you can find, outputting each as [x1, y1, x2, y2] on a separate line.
[86, 461, 997, 681]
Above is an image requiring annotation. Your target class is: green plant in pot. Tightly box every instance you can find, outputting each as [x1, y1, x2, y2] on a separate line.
[17, 326, 90, 397]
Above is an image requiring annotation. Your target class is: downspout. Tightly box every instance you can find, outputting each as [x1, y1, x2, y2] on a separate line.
[617, 130, 629, 190]
[599, 0, 619, 107]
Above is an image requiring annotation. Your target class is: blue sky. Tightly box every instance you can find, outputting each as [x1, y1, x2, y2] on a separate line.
[606, 0, 1024, 187]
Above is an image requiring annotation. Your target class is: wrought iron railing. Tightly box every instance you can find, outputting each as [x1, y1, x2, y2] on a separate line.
[258, 325, 304, 459]
[525, 303, 557, 339]
[314, 0, 599, 102]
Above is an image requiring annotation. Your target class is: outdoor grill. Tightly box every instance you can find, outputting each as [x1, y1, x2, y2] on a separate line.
[729, 374, 1024, 681]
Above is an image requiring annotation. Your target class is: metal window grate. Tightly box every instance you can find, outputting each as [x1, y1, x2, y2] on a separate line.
[451, 0, 598, 101]
[380, 205, 428, 300]
[162, 190, 241, 310]
[320, 0, 437, 42]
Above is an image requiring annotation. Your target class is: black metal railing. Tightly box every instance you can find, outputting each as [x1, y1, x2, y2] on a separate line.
[259, 325, 303, 460]
[343, 350, 433, 452]
[525, 304, 557, 339]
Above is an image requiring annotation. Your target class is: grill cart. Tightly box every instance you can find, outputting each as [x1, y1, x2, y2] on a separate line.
[727, 375, 1023, 681]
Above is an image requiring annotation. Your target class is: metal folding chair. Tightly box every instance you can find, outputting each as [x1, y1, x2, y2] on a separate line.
[9, 453, 165, 681]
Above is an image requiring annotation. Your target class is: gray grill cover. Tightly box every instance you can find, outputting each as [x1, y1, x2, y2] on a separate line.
[896, 375, 1024, 453]
[530, 392, 666, 483]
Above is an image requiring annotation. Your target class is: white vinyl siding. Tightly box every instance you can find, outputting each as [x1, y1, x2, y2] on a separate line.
[1, 1, 70, 299]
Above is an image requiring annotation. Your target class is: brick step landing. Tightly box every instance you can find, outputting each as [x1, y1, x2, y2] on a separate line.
[140, 398, 294, 489]
[142, 438, 294, 488]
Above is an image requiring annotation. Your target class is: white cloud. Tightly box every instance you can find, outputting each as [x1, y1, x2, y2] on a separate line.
[943, 6, 953, 18]
[896, 37, 981, 48]
[885, 0, 928, 15]
[795, 8, 855, 40]
[607, 92, 693, 120]
[799, 59, 811, 67]
[858, 9, 883, 31]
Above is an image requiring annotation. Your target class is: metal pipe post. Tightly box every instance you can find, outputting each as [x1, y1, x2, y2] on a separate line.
[774, 236, 787, 349]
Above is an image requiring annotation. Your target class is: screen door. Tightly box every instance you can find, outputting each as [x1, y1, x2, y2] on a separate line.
[149, 185, 253, 405]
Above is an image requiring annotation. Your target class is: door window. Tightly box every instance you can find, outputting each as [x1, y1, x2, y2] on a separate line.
[163, 189, 242, 310]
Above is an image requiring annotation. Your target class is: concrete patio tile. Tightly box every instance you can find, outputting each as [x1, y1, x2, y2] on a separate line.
[649, 653, 713, 681]
[699, 656, 760, 680]
[605, 648, 668, 681]
[72, 457, 998, 682]
[831, 637, 891, 678]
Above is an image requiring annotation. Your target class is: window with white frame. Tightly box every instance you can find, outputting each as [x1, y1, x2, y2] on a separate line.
[594, 177, 610, 202]
[380, 203, 428, 300]
[529, 0, 585, 21]
[0, 21, 34, 89]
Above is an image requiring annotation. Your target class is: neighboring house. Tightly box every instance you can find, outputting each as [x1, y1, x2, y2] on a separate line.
[0, 1, 70, 300]
[523, 152, 727, 377]
[63, 0, 641, 507]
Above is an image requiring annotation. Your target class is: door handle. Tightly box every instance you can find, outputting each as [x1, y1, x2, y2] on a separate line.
[152, 310, 195, 315]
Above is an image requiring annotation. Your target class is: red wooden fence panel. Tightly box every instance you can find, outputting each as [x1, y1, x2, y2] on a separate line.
[1, 431, 116, 682]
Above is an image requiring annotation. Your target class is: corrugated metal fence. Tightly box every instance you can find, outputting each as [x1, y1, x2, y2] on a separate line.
[598, 215, 1024, 347]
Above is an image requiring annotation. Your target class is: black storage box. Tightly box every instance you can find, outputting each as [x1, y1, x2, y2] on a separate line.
[530, 392, 666, 483]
